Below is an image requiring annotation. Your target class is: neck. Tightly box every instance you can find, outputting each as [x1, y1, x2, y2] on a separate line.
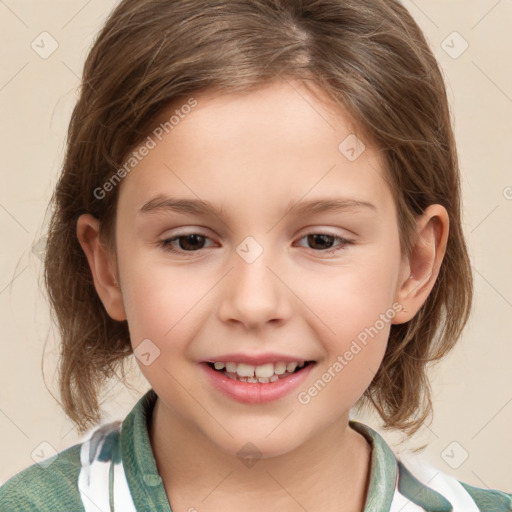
[149, 398, 371, 512]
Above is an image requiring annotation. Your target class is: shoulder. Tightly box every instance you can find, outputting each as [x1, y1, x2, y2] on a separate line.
[0, 420, 124, 512]
[0, 443, 85, 512]
[395, 455, 512, 512]
[459, 481, 512, 512]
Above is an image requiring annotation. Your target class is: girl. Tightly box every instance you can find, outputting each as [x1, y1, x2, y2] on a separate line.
[1, 0, 510, 511]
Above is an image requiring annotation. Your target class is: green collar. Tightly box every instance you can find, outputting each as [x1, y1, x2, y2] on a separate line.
[120, 389, 398, 512]
[120, 388, 172, 511]
[349, 420, 398, 511]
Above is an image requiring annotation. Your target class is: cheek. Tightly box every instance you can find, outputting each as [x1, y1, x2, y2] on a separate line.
[116, 241, 190, 342]
[297, 252, 400, 338]
[298, 300, 392, 415]
[119, 263, 203, 391]
[296, 322, 390, 421]
[295, 248, 399, 394]
[122, 269, 198, 341]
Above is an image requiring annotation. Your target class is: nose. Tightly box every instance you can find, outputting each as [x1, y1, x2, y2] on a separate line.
[217, 245, 293, 330]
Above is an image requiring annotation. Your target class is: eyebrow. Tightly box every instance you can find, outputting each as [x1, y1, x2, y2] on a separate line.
[139, 195, 377, 217]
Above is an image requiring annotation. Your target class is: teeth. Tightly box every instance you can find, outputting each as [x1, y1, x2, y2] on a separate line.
[225, 362, 237, 373]
[286, 362, 298, 373]
[255, 363, 274, 378]
[274, 362, 287, 375]
[236, 362, 256, 377]
[210, 360, 309, 381]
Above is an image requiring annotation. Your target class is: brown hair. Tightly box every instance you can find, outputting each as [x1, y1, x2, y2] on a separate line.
[44, 0, 473, 436]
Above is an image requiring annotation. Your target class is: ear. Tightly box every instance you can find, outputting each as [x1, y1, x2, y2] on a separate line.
[392, 204, 449, 324]
[76, 213, 127, 321]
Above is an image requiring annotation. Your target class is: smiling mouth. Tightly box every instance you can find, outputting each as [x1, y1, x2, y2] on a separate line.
[205, 360, 316, 383]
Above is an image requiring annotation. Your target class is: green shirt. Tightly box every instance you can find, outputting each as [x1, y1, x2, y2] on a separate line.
[1, 388, 511, 511]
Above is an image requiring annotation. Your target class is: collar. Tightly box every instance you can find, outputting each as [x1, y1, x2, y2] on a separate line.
[120, 389, 398, 512]
[349, 420, 398, 511]
[120, 388, 172, 511]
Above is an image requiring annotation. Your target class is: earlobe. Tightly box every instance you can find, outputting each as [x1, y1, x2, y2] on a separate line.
[76, 213, 127, 322]
[392, 204, 449, 324]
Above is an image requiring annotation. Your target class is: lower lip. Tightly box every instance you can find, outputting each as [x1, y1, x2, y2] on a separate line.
[200, 362, 315, 404]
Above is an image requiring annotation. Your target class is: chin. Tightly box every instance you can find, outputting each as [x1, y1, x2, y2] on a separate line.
[211, 425, 309, 462]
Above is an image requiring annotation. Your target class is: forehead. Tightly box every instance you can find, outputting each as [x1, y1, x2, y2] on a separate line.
[118, 79, 394, 222]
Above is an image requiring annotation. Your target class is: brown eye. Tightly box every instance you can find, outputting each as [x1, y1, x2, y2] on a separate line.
[306, 234, 336, 250]
[159, 233, 213, 253]
[175, 234, 207, 251]
[296, 233, 353, 255]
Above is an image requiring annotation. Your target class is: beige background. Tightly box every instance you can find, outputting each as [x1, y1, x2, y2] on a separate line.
[1, 0, 511, 494]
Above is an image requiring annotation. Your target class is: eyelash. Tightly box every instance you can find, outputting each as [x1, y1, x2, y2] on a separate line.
[157, 232, 354, 256]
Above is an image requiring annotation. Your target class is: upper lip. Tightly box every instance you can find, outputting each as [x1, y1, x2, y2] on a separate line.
[202, 353, 315, 366]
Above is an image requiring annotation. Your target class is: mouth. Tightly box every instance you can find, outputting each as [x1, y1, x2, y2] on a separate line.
[204, 360, 316, 383]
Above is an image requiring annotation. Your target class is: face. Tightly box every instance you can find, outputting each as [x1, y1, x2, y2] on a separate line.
[113, 79, 409, 458]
